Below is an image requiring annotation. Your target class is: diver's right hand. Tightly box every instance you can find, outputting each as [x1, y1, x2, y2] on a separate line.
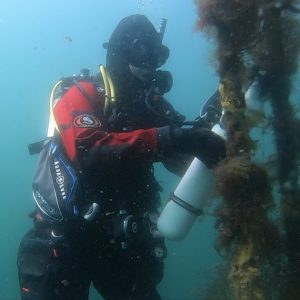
[158, 126, 226, 169]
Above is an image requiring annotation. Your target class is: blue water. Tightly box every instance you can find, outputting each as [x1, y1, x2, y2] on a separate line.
[0, 1, 220, 299]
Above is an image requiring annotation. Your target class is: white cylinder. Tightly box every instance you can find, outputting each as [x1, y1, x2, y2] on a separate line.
[157, 124, 225, 241]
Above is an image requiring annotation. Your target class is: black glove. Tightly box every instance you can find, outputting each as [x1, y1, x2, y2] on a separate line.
[158, 126, 226, 169]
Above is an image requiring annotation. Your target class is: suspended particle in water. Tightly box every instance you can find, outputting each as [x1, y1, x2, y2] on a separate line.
[137, 0, 145, 10]
[137, 0, 154, 11]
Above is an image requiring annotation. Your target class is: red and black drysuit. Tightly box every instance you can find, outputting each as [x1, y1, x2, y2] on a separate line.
[17, 81, 188, 300]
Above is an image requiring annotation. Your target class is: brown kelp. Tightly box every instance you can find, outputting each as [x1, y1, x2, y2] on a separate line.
[255, 4, 300, 299]
[194, 0, 300, 299]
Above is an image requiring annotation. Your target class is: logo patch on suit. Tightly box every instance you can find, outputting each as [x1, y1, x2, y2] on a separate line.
[73, 114, 101, 128]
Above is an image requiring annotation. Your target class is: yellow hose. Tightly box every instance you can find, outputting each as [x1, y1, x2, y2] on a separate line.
[105, 68, 116, 104]
[48, 67, 115, 137]
[100, 65, 112, 114]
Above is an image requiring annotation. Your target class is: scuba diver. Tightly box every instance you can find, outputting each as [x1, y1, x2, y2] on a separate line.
[17, 14, 226, 300]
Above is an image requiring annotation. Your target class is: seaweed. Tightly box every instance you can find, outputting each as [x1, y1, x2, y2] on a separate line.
[193, 0, 300, 299]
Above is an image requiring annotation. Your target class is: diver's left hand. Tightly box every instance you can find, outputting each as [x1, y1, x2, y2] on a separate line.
[170, 127, 226, 169]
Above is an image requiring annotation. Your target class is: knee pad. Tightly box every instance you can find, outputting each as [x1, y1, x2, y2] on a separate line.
[18, 232, 52, 276]
[18, 228, 90, 300]
[17, 230, 53, 299]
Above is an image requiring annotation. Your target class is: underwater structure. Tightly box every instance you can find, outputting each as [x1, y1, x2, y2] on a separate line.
[194, 1, 300, 299]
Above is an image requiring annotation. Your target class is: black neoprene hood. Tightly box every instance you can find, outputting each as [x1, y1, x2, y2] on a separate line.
[106, 15, 165, 78]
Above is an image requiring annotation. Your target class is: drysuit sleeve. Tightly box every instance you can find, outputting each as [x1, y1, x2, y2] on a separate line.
[53, 82, 163, 167]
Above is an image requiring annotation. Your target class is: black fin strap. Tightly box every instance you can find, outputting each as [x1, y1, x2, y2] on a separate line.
[169, 192, 203, 216]
[28, 138, 50, 155]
